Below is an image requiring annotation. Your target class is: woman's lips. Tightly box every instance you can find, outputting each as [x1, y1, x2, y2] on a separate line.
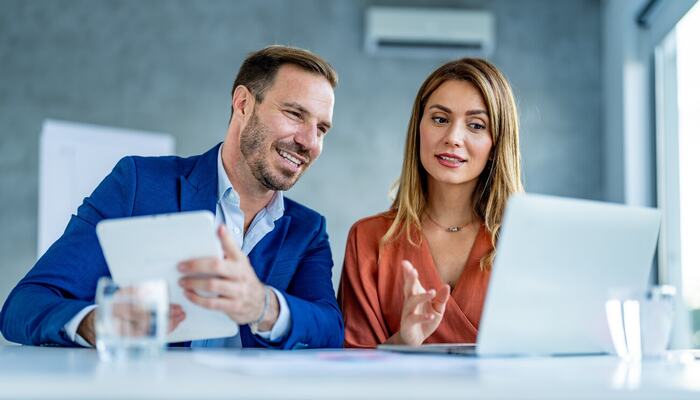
[435, 153, 466, 168]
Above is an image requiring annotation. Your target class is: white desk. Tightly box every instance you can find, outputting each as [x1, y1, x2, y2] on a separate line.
[1, 345, 699, 399]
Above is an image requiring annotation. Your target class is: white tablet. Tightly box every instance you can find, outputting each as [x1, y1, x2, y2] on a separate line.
[96, 210, 239, 343]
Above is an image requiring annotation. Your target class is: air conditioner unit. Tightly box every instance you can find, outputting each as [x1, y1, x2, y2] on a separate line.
[365, 7, 495, 58]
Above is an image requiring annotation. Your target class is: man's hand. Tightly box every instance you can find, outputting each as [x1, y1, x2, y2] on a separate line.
[77, 304, 186, 347]
[386, 260, 450, 346]
[178, 225, 280, 332]
[77, 309, 97, 346]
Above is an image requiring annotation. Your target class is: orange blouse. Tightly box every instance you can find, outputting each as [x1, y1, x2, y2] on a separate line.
[338, 212, 493, 348]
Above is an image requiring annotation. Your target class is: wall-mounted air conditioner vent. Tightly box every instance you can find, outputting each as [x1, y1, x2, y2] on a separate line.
[365, 7, 495, 58]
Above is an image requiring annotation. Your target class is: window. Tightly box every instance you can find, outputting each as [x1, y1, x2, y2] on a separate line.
[676, 3, 700, 345]
[655, 1, 700, 347]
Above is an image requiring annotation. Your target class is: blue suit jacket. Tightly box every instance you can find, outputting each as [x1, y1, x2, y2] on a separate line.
[0, 144, 343, 349]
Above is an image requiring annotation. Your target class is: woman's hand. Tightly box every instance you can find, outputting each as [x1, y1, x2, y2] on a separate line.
[389, 260, 450, 346]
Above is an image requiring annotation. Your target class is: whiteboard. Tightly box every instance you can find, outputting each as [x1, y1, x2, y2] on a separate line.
[38, 119, 175, 258]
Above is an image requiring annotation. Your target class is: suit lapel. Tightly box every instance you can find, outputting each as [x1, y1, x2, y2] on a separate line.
[179, 144, 220, 214]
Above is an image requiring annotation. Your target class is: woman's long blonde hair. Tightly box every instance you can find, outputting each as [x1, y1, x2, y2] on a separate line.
[383, 58, 523, 268]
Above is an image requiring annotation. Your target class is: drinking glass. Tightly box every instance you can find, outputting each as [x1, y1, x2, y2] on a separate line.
[605, 285, 676, 359]
[95, 277, 169, 362]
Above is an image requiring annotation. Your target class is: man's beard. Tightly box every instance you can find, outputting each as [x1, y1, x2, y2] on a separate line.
[240, 110, 310, 191]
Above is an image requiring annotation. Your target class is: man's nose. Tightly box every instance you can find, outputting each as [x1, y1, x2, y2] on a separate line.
[295, 122, 319, 151]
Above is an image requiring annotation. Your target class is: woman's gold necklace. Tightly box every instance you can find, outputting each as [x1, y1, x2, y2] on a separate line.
[425, 212, 472, 233]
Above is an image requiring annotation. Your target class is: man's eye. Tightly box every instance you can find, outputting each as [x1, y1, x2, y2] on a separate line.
[286, 110, 302, 120]
[432, 116, 448, 124]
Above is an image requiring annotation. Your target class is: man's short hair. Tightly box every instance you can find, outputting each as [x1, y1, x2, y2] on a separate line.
[230, 45, 338, 118]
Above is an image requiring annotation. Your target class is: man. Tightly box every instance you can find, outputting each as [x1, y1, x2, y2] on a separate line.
[0, 45, 343, 349]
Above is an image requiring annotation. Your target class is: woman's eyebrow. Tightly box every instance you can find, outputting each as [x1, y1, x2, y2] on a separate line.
[429, 104, 488, 117]
[428, 104, 452, 113]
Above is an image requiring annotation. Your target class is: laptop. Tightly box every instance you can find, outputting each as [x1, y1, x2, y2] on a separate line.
[379, 193, 661, 357]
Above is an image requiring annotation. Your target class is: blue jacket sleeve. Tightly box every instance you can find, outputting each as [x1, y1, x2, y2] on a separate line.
[0, 157, 137, 346]
[245, 217, 344, 349]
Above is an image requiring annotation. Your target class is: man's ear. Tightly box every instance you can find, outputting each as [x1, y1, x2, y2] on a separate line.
[231, 85, 255, 118]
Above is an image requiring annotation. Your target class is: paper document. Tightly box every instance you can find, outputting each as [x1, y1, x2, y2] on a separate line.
[96, 211, 239, 343]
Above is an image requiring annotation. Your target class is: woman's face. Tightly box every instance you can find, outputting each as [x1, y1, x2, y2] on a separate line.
[419, 79, 493, 187]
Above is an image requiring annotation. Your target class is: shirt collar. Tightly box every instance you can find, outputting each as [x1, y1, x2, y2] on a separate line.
[217, 145, 285, 219]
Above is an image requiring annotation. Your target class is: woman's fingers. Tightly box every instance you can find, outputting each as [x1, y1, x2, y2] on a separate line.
[404, 311, 435, 326]
[401, 260, 426, 297]
[403, 290, 435, 316]
[401, 261, 415, 296]
[399, 261, 450, 346]
[432, 284, 451, 314]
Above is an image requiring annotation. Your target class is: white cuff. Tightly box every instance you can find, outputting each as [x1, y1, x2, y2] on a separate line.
[253, 287, 291, 343]
[63, 305, 98, 348]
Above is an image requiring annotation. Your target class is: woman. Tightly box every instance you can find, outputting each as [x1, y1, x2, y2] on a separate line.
[339, 58, 523, 347]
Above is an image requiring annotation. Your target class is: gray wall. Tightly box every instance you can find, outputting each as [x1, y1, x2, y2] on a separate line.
[0, 0, 602, 342]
